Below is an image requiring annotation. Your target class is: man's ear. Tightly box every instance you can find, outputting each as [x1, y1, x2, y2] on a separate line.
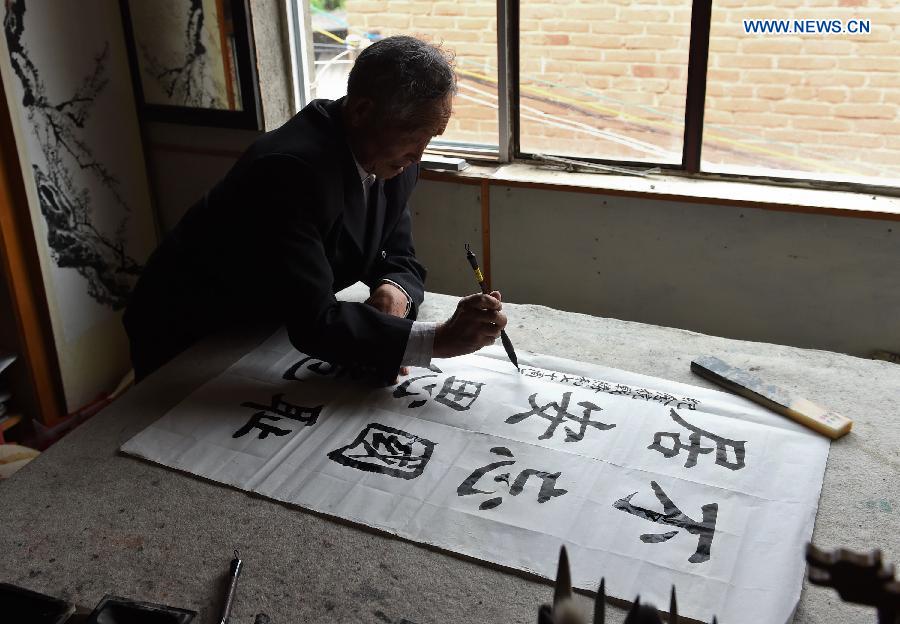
[345, 96, 375, 129]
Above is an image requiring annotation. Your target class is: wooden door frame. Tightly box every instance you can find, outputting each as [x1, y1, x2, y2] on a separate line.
[0, 72, 67, 427]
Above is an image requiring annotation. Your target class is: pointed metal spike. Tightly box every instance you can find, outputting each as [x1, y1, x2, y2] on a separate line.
[623, 596, 641, 624]
[537, 604, 554, 624]
[553, 545, 573, 606]
[592, 578, 605, 624]
[669, 585, 678, 623]
[624, 595, 642, 624]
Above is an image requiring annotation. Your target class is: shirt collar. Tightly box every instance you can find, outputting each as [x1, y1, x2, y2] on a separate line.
[352, 153, 375, 186]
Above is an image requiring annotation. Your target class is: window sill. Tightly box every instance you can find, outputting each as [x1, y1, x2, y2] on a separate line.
[421, 162, 900, 221]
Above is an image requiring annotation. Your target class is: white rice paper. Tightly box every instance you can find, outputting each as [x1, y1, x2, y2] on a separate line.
[122, 329, 829, 623]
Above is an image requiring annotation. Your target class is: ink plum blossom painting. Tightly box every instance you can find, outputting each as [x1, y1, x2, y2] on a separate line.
[0, 0, 156, 410]
[120, 0, 260, 129]
[125, 0, 233, 109]
[123, 330, 831, 624]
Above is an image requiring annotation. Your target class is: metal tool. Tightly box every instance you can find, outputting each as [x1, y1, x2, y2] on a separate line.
[219, 550, 242, 624]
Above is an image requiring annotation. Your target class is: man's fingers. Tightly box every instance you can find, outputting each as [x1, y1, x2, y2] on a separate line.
[460, 293, 502, 311]
[472, 310, 507, 329]
[459, 292, 484, 306]
[477, 323, 502, 342]
[464, 308, 504, 324]
[490, 290, 502, 302]
[480, 333, 499, 347]
[442, 295, 509, 357]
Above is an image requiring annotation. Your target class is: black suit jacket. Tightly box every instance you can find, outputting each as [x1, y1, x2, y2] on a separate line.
[124, 98, 427, 381]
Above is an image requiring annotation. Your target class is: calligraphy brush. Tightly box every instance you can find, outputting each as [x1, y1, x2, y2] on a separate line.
[464, 243, 519, 370]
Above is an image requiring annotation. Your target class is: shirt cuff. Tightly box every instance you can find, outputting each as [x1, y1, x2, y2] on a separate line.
[401, 321, 437, 368]
[378, 279, 412, 318]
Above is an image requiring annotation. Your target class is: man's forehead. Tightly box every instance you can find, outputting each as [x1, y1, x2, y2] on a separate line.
[402, 97, 453, 134]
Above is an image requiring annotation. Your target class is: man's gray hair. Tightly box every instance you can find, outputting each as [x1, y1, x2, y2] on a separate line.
[347, 35, 456, 128]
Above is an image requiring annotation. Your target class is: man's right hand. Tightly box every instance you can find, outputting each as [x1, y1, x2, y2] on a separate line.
[433, 291, 507, 358]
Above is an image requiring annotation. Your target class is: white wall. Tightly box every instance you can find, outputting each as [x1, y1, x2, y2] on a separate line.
[411, 181, 900, 357]
[143, 123, 257, 231]
[407, 179, 484, 297]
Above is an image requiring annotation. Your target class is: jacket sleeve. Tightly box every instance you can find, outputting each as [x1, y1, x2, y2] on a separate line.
[362, 165, 427, 320]
[363, 206, 427, 320]
[245, 155, 413, 379]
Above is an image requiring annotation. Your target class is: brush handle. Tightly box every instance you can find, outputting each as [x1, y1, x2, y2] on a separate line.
[219, 553, 242, 624]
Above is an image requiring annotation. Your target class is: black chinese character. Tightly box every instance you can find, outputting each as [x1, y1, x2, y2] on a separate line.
[283, 356, 374, 382]
[613, 480, 718, 563]
[283, 356, 342, 380]
[393, 365, 483, 411]
[631, 388, 654, 402]
[675, 397, 699, 411]
[393, 372, 439, 408]
[233, 393, 322, 439]
[650, 391, 678, 406]
[648, 409, 746, 471]
[506, 392, 616, 442]
[457, 446, 568, 510]
[434, 376, 484, 411]
[327, 423, 435, 479]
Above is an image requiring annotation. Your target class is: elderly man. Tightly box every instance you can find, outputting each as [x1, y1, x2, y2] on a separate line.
[124, 35, 506, 383]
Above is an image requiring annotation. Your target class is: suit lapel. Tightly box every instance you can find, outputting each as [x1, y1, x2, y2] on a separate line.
[340, 156, 367, 255]
[361, 178, 386, 269]
[320, 97, 368, 256]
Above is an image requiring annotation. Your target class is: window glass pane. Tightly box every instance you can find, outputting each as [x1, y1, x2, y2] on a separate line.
[704, 1, 900, 185]
[309, 0, 499, 149]
[519, 0, 692, 164]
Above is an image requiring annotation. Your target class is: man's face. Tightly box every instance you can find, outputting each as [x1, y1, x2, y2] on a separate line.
[349, 96, 451, 179]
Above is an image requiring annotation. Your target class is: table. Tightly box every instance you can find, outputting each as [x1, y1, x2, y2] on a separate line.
[1, 284, 897, 623]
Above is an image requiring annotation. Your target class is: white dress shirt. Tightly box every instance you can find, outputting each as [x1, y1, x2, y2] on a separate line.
[353, 158, 437, 368]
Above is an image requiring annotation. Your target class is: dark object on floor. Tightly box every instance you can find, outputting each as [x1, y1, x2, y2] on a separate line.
[536, 546, 719, 624]
[253, 614, 271, 624]
[0, 582, 74, 624]
[807, 543, 900, 623]
[218, 550, 243, 624]
[84, 595, 195, 624]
